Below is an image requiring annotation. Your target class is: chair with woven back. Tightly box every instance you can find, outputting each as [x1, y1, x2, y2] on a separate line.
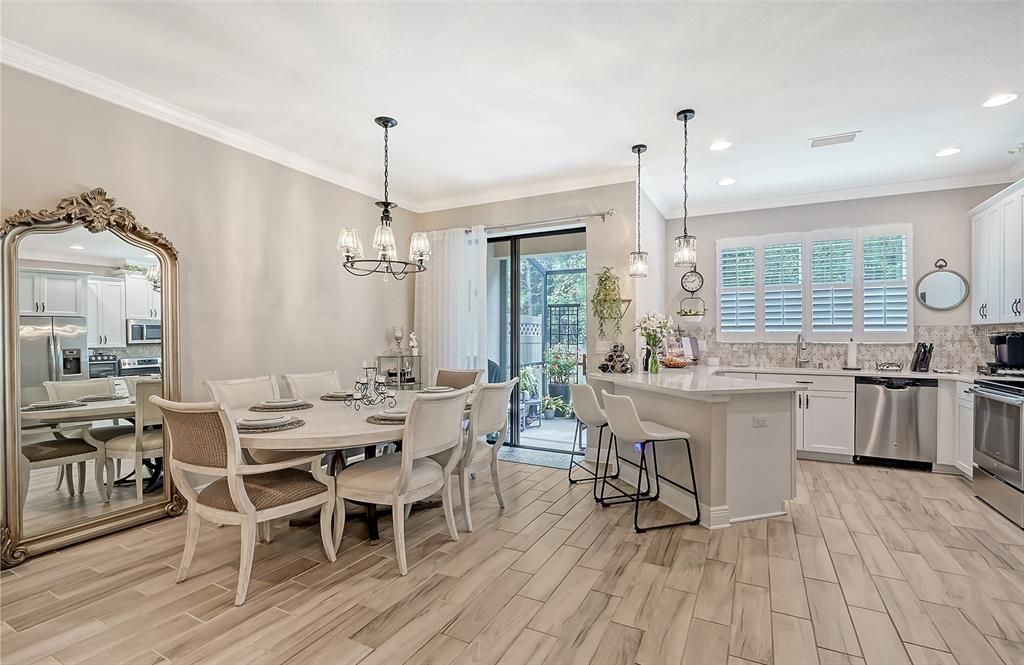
[41, 377, 116, 494]
[434, 368, 484, 390]
[151, 395, 337, 605]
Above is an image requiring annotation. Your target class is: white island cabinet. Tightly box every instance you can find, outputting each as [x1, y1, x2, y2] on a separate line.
[588, 369, 802, 527]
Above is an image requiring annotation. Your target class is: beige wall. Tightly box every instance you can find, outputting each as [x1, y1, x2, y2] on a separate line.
[2, 67, 414, 399]
[665, 185, 1008, 327]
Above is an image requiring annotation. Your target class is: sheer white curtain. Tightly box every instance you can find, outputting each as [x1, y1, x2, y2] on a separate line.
[414, 226, 488, 384]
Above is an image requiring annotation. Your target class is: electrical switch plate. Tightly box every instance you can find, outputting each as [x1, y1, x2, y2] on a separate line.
[752, 416, 768, 428]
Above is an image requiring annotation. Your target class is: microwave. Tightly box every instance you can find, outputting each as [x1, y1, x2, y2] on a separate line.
[127, 318, 161, 345]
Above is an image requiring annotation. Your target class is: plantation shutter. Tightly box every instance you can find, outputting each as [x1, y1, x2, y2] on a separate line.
[763, 242, 802, 332]
[811, 239, 854, 332]
[719, 246, 756, 333]
[862, 234, 909, 333]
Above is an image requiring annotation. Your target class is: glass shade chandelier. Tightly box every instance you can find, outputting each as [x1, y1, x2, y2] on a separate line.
[673, 108, 698, 270]
[338, 116, 430, 280]
[144, 264, 160, 292]
[628, 143, 649, 278]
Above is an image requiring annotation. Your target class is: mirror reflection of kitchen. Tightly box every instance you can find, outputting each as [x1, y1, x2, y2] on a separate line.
[18, 227, 165, 537]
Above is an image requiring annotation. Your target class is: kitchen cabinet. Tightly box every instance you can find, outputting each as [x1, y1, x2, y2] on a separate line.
[17, 271, 86, 317]
[87, 278, 126, 348]
[970, 179, 1023, 324]
[798, 389, 855, 456]
[124, 275, 161, 319]
[955, 384, 974, 478]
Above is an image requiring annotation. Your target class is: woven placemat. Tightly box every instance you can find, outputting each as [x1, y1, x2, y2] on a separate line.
[249, 402, 314, 412]
[80, 394, 125, 403]
[236, 418, 306, 434]
[366, 415, 405, 425]
[21, 401, 85, 412]
[320, 394, 354, 402]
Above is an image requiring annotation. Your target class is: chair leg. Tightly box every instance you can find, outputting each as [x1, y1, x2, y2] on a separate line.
[134, 453, 144, 502]
[236, 518, 257, 605]
[92, 458, 104, 500]
[392, 499, 408, 575]
[260, 521, 273, 544]
[319, 501, 336, 563]
[65, 464, 76, 497]
[77, 462, 86, 497]
[459, 468, 473, 532]
[404, 504, 412, 520]
[116, 459, 122, 478]
[54, 464, 64, 491]
[333, 495, 346, 551]
[104, 458, 115, 501]
[490, 459, 505, 509]
[442, 477, 460, 542]
[177, 510, 201, 583]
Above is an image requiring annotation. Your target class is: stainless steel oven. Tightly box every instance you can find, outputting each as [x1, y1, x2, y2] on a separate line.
[972, 379, 1023, 528]
[127, 318, 161, 345]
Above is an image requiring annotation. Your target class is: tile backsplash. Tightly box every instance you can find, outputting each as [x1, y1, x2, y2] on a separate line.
[672, 324, 1024, 372]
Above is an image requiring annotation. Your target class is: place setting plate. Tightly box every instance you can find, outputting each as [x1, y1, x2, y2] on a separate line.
[79, 393, 124, 402]
[366, 408, 408, 425]
[235, 414, 306, 433]
[249, 397, 314, 412]
[320, 390, 355, 402]
[21, 399, 85, 412]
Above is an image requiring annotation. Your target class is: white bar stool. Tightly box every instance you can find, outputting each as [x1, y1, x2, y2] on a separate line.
[601, 390, 701, 532]
[567, 384, 619, 499]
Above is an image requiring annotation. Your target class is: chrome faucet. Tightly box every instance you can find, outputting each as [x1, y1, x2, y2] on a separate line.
[796, 333, 810, 368]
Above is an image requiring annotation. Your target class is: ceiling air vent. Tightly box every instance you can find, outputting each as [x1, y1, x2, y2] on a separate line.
[810, 131, 861, 148]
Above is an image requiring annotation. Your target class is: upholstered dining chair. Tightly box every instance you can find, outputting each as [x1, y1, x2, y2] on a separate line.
[85, 379, 164, 502]
[334, 386, 471, 575]
[206, 375, 304, 468]
[151, 395, 337, 606]
[434, 368, 485, 390]
[283, 370, 341, 399]
[435, 378, 518, 532]
[42, 377, 116, 493]
[19, 437, 103, 505]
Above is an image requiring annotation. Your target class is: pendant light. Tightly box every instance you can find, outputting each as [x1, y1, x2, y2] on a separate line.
[628, 143, 649, 278]
[673, 108, 697, 270]
[338, 116, 430, 280]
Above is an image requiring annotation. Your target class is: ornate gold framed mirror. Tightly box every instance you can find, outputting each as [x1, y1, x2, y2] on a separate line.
[1, 188, 182, 567]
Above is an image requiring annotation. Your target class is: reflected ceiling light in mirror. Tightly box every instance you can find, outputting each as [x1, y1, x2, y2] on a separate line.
[68, 244, 85, 250]
[709, 139, 733, 151]
[628, 143, 649, 278]
[935, 147, 961, 157]
[718, 177, 736, 186]
[673, 109, 698, 271]
[983, 93, 1018, 108]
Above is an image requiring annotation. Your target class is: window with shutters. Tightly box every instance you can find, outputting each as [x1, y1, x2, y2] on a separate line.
[716, 225, 912, 343]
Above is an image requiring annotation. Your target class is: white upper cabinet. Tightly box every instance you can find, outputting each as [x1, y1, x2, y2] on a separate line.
[18, 271, 87, 317]
[124, 275, 160, 319]
[87, 278, 126, 348]
[971, 179, 1023, 324]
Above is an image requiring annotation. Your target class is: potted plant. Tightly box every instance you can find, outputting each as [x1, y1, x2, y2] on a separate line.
[591, 267, 631, 338]
[542, 395, 565, 419]
[635, 311, 673, 374]
[518, 367, 539, 398]
[544, 344, 577, 405]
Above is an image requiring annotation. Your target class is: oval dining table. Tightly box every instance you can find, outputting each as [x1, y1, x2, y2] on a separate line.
[231, 396, 414, 541]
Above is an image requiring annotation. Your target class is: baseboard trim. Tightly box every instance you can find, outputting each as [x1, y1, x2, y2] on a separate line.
[730, 511, 786, 524]
[797, 451, 854, 464]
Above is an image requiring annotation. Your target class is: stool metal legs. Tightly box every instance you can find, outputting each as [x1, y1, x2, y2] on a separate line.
[568, 422, 620, 501]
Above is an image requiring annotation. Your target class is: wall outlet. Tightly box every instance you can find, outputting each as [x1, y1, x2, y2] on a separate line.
[752, 415, 768, 428]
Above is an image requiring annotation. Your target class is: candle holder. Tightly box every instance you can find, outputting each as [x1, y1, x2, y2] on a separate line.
[343, 366, 398, 411]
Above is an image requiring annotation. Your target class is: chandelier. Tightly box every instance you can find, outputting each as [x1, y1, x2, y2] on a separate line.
[337, 116, 430, 280]
[628, 143, 649, 278]
[673, 109, 697, 270]
[145, 264, 161, 292]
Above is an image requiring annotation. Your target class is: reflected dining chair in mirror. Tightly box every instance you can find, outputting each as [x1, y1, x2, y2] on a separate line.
[434, 368, 484, 390]
[334, 387, 471, 575]
[2, 187, 180, 567]
[283, 370, 341, 399]
[152, 396, 337, 605]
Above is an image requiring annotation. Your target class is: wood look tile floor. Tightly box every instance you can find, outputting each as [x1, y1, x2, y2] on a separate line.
[2, 460, 1023, 665]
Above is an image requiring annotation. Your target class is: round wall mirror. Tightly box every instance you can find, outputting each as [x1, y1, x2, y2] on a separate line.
[915, 259, 968, 310]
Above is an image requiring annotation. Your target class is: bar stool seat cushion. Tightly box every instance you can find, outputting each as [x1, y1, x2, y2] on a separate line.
[639, 421, 690, 441]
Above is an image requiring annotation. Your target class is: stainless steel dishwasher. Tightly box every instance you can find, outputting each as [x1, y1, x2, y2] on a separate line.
[854, 376, 938, 468]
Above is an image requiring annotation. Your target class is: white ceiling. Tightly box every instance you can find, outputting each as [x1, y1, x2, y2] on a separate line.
[20, 226, 158, 265]
[2, 2, 1022, 217]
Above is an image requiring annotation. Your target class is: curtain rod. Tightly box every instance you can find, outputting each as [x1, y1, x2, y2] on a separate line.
[478, 209, 616, 235]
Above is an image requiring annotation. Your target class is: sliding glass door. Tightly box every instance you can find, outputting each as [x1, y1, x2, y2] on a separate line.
[487, 229, 586, 452]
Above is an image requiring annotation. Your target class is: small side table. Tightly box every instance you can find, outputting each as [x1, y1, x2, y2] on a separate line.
[377, 354, 422, 391]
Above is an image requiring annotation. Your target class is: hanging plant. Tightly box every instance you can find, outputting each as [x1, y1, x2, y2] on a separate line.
[592, 267, 629, 338]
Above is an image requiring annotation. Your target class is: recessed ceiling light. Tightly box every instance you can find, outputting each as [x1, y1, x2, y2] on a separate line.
[983, 93, 1018, 108]
[709, 140, 733, 151]
[718, 177, 736, 186]
[935, 147, 961, 158]
[68, 244, 85, 250]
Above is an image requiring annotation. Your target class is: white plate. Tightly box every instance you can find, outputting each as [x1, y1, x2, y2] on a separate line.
[325, 390, 353, 398]
[259, 398, 303, 407]
[29, 400, 77, 408]
[422, 386, 454, 393]
[81, 393, 121, 400]
[375, 410, 407, 420]
[237, 415, 291, 427]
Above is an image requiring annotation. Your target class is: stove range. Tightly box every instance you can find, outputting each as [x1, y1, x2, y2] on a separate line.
[120, 357, 161, 377]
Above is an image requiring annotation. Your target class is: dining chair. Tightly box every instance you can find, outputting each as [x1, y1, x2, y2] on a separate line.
[437, 378, 518, 531]
[205, 375, 280, 408]
[41, 377, 116, 493]
[334, 386, 471, 575]
[151, 395, 337, 606]
[283, 370, 341, 399]
[86, 379, 165, 502]
[434, 368, 484, 390]
[19, 437, 103, 505]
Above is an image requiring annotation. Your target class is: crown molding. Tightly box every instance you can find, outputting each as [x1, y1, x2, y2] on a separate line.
[669, 170, 1016, 219]
[0, 38, 401, 208]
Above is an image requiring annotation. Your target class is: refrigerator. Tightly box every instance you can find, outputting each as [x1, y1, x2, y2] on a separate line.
[19, 316, 89, 406]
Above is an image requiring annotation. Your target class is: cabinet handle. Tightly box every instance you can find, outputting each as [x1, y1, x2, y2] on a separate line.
[41, 302, 45, 313]
[797, 394, 802, 408]
[796, 380, 814, 384]
[33, 302, 38, 312]
[806, 395, 810, 408]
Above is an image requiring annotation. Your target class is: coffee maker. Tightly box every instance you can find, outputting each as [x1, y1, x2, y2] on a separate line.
[985, 332, 1024, 375]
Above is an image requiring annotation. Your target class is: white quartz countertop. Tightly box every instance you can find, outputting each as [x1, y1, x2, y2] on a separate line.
[713, 365, 1018, 383]
[587, 367, 802, 399]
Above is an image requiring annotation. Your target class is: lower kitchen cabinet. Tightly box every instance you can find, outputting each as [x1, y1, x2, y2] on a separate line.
[955, 392, 974, 477]
[798, 389, 855, 456]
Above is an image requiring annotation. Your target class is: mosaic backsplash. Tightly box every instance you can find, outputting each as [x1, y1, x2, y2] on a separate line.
[671, 324, 1024, 373]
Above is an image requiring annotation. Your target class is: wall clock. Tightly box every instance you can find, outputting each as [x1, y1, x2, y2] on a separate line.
[680, 269, 704, 293]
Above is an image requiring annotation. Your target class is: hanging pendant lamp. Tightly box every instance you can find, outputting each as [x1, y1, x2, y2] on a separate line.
[673, 109, 698, 270]
[338, 116, 430, 280]
[628, 143, 649, 278]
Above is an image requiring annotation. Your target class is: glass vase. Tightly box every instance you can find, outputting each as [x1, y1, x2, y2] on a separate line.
[648, 348, 660, 374]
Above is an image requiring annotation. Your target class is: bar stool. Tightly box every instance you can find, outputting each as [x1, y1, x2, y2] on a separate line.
[567, 384, 619, 499]
[601, 391, 701, 532]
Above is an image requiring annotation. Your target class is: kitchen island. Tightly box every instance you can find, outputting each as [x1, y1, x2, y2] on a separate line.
[587, 368, 803, 527]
